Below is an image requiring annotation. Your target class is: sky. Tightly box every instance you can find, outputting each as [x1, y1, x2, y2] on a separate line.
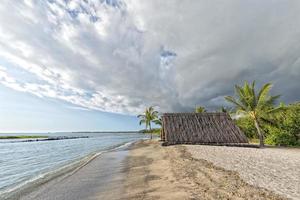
[0, 0, 300, 132]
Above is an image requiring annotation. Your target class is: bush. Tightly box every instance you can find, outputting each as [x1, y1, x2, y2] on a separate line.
[235, 117, 257, 139]
[265, 129, 299, 146]
[264, 103, 300, 146]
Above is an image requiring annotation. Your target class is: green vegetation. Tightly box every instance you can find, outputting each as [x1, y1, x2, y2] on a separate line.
[195, 106, 206, 113]
[0, 135, 48, 139]
[225, 81, 284, 147]
[235, 116, 258, 139]
[219, 106, 230, 113]
[236, 102, 300, 146]
[137, 106, 160, 139]
[139, 128, 161, 135]
[153, 116, 162, 126]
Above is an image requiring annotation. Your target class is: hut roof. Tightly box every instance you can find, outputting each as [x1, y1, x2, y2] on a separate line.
[161, 112, 248, 145]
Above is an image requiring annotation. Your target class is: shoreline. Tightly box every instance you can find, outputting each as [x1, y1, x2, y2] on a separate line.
[1, 141, 135, 200]
[18, 146, 130, 200]
[5, 139, 294, 199]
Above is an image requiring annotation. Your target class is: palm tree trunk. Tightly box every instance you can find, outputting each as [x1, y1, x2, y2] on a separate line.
[149, 123, 152, 140]
[254, 119, 264, 148]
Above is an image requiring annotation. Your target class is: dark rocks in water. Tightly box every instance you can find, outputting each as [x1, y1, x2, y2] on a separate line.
[47, 136, 89, 140]
[22, 136, 89, 143]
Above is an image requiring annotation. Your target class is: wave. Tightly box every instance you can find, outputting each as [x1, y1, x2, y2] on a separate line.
[0, 140, 138, 200]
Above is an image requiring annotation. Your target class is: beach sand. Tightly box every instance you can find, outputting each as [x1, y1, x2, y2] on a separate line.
[17, 140, 290, 200]
[122, 140, 286, 200]
[187, 145, 300, 199]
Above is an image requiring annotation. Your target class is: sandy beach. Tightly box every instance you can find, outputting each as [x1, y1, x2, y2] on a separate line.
[123, 140, 288, 200]
[14, 140, 297, 200]
[187, 145, 300, 199]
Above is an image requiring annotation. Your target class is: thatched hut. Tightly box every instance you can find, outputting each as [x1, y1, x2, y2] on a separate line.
[161, 113, 248, 145]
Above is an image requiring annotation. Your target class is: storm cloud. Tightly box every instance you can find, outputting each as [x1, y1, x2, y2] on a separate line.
[0, 0, 299, 114]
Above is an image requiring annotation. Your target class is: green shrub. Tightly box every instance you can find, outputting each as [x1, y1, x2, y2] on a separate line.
[235, 117, 257, 139]
[265, 103, 300, 146]
[265, 129, 299, 146]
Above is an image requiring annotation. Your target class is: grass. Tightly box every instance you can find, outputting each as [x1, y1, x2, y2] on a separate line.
[0, 135, 48, 139]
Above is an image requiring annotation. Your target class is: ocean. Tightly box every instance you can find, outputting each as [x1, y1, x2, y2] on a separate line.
[0, 132, 146, 198]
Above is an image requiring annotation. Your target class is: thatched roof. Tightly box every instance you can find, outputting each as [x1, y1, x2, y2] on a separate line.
[161, 113, 248, 145]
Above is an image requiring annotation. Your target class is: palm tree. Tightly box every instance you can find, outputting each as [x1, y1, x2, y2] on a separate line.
[225, 81, 283, 147]
[195, 106, 206, 113]
[137, 106, 159, 139]
[153, 116, 162, 126]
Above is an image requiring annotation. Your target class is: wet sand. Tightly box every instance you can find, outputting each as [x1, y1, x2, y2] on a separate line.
[18, 149, 129, 200]
[14, 140, 289, 200]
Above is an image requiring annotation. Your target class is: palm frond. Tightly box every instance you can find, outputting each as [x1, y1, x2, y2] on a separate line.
[266, 104, 285, 114]
[251, 81, 257, 108]
[137, 114, 146, 120]
[139, 119, 146, 125]
[153, 118, 162, 126]
[235, 85, 247, 105]
[259, 117, 277, 127]
[264, 95, 281, 107]
[225, 96, 247, 111]
[257, 83, 272, 105]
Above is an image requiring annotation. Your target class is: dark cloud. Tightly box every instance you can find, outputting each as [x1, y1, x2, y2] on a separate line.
[0, 0, 299, 114]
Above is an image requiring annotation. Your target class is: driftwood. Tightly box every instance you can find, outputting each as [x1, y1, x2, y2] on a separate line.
[161, 113, 248, 145]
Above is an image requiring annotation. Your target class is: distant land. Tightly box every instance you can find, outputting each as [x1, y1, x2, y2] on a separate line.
[0, 131, 140, 134]
[71, 131, 140, 133]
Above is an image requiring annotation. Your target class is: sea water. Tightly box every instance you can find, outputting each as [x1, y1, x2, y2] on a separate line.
[0, 132, 145, 196]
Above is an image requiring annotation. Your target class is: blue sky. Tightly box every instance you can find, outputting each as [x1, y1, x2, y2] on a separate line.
[0, 85, 139, 132]
[0, 0, 299, 132]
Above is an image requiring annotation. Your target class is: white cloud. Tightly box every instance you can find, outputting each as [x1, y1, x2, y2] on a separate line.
[0, 0, 299, 115]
